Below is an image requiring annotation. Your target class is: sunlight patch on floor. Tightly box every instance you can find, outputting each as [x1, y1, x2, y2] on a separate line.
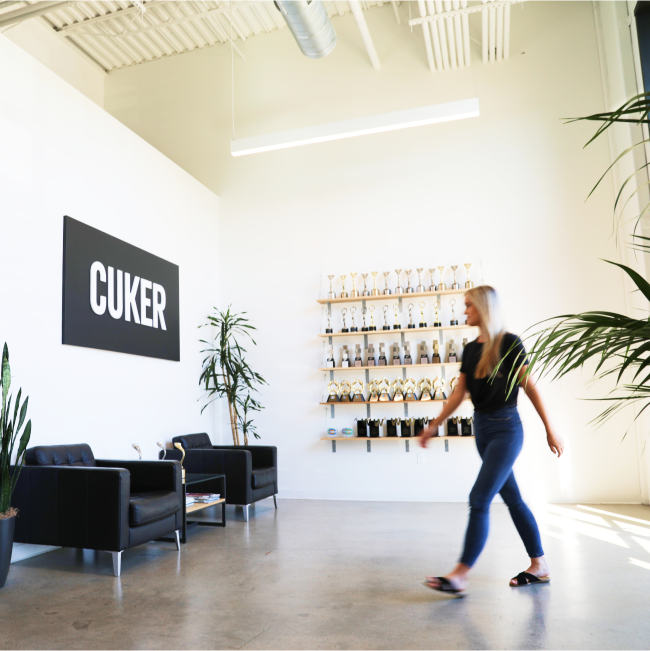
[629, 557, 650, 571]
[576, 505, 650, 525]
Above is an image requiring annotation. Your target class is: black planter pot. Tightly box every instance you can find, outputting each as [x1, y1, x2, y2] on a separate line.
[0, 514, 16, 589]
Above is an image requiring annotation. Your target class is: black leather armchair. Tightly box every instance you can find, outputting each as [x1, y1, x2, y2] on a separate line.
[12, 444, 182, 576]
[162, 433, 277, 521]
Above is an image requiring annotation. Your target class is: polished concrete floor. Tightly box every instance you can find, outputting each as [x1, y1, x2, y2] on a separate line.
[2, 499, 650, 650]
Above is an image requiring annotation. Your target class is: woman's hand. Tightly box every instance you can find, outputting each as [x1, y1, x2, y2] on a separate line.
[547, 429, 564, 457]
[419, 421, 439, 448]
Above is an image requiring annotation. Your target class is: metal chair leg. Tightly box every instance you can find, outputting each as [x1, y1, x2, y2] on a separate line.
[273, 495, 277, 509]
[111, 551, 122, 577]
[175, 530, 181, 551]
[243, 505, 249, 522]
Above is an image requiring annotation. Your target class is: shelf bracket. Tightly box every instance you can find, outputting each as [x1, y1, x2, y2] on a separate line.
[445, 439, 449, 452]
[367, 440, 371, 453]
[332, 440, 336, 453]
[405, 440, 410, 453]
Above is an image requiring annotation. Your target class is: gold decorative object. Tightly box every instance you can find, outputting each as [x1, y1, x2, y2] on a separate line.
[450, 374, 460, 393]
[368, 379, 380, 402]
[174, 442, 186, 481]
[419, 378, 433, 401]
[327, 274, 336, 299]
[437, 266, 446, 291]
[340, 275, 348, 298]
[352, 379, 365, 402]
[379, 378, 392, 402]
[404, 377, 417, 401]
[350, 272, 359, 298]
[371, 271, 380, 296]
[428, 268, 436, 292]
[392, 378, 405, 402]
[433, 377, 447, 400]
[464, 263, 474, 289]
[451, 265, 460, 289]
[394, 269, 403, 295]
[339, 380, 352, 402]
[362, 273, 370, 297]
[405, 269, 414, 293]
[327, 380, 340, 403]
[383, 271, 392, 295]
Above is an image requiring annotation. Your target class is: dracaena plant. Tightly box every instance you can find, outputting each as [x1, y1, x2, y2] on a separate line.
[199, 307, 266, 445]
[504, 93, 650, 433]
[1, 344, 32, 517]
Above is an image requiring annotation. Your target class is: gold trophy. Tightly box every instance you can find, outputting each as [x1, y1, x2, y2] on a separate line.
[132, 444, 142, 459]
[433, 301, 441, 327]
[327, 274, 336, 299]
[352, 379, 365, 402]
[394, 269, 403, 295]
[429, 268, 437, 292]
[339, 380, 352, 403]
[393, 304, 401, 330]
[449, 374, 460, 394]
[418, 301, 427, 328]
[383, 271, 392, 295]
[437, 266, 446, 291]
[419, 377, 433, 401]
[327, 381, 340, 403]
[451, 265, 460, 290]
[407, 303, 415, 329]
[371, 271, 380, 296]
[450, 299, 459, 326]
[392, 378, 405, 402]
[382, 305, 391, 331]
[433, 376, 447, 400]
[325, 308, 333, 334]
[379, 378, 392, 402]
[369, 305, 377, 331]
[350, 306, 358, 332]
[465, 263, 474, 288]
[361, 306, 369, 332]
[404, 377, 417, 401]
[368, 379, 380, 403]
[340, 275, 348, 298]
[361, 273, 370, 297]
[173, 442, 186, 481]
[416, 268, 425, 292]
[350, 272, 360, 298]
[405, 269, 414, 293]
[341, 308, 349, 333]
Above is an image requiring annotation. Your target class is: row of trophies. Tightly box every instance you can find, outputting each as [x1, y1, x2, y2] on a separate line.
[327, 417, 474, 438]
[327, 340, 464, 368]
[325, 300, 465, 333]
[326, 376, 460, 402]
[327, 265, 474, 299]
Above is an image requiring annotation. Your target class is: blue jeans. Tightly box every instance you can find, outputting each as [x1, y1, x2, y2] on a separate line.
[459, 406, 544, 567]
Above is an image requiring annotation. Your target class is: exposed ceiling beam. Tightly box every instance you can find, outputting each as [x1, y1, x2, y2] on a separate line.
[408, 0, 523, 26]
[0, 1, 68, 29]
[55, 0, 168, 33]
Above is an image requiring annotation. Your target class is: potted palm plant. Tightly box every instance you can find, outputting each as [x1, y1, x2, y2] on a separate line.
[199, 307, 266, 445]
[0, 343, 32, 589]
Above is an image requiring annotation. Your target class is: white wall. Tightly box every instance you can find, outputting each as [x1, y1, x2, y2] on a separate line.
[0, 34, 220, 471]
[102, 1, 645, 504]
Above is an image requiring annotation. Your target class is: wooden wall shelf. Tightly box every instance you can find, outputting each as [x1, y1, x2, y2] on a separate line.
[317, 287, 469, 305]
[318, 325, 476, 338]
[319, 362, 461, 371]
[319, 398, 470, 406]
[320, 436, 474, 441]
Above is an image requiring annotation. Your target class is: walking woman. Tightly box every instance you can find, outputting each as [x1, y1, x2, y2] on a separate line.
[419, 285, 564, 594]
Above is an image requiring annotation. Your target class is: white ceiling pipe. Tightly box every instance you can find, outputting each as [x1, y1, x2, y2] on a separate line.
[416, 0, 436, 72]
[426, 0, 444, 70]
[0, 1, 68, 28]
[391, 0, 401, 25]
[496, 3, 503, 61]
[443, 0, 457, 69]
[453, 11, 464, 66]
[348, 0, 381, 70]
[488, 3, 496, 62]
[461, 0, 470, 65]
[504, 2, 510, 59]
[409, 0, 523, 26]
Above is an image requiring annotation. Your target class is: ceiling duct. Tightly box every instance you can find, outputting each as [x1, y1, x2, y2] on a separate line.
[274, 1, 337, 59]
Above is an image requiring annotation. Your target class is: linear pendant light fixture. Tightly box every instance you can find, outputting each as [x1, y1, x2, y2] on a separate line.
[230, 98, 479, 157]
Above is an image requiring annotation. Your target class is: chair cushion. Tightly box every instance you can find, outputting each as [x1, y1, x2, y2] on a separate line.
[25, 444, 96, 467]
[172, 433, 213, 450]
[129, 490, 180, 527]
[251, 467, 276, 489]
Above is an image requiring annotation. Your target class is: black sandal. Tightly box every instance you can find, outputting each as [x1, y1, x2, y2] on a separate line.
[510, 571, 550, 587]
[423, 577, 465, 595]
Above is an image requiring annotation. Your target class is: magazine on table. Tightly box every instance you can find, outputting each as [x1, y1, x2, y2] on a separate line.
[187, 493, 220, 503]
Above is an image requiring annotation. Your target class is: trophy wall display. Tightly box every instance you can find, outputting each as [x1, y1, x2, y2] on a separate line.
[392, 378, 405, 402]
[362, 273, 370, 297]
[401, 418, 413, 437]
[433, 376, 447, 400]
[325, 309, 333, 334]
[405, 269, 414, 293]
[379, 378, 392, 402]
[371, 271, 380, 296]
[368, 418, 384, 438]
[461, 417, 474, 436]
[354, 344, 363, 367]
[340, 274, 349, 298]
[390, 343, 401, 365]
[367, 342, 376, 366]
[419, 377, 433, 401]
[328, 274, 336, 299]
[326, 345, 335, 368]
[383, 271, 392, 295]
[407, 303, 415, 329]
[416, 268, 425, 292]
[418, 301, 427, 328]
[350, 272, 360, 298]
[378, 343, 387, 366]
[387, 419, 400, 437]
[450, 299, 459, 326]
[433, 301, 441, 327]
[437, 266, 446, 291]
[429, 268, 436, 292]
[327, 381, 340, 403]
[361, 306, 369, 332]
[382, 305, 391, 330]
[368, 379, 380, 402]
[393, 304, 401, 330]
[350, 307, 358, 332]
[356, 417, 369, 437]
[418, 341, 429, 364]
[394, 269, 404, 294]
[414, 417, 428, 437]
[449, 374, 460, 393]
[447, 416, 461, 436]
[341, 308, 349, 333]
[432, 341, 441, 364]
[404, 342, 413, 365]
[341, 345, 351, 368]
[448, 340, 458, 363]
[369, 305, 377, 331]
[451, 265, 460, 289]
[404, 377, 417, 401]
[352, 379, 365, 402]
[339, 380, 352, 402]
[465, 263, 474, 289]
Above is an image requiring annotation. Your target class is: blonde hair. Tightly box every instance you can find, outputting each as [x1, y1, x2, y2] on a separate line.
[465, 285, 505, 379]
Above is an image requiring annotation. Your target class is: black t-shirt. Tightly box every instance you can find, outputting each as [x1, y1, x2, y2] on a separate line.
[460, 333, 528, 413]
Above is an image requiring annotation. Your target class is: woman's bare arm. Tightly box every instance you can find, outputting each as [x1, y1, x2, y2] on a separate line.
[418, 373, 468, 448]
